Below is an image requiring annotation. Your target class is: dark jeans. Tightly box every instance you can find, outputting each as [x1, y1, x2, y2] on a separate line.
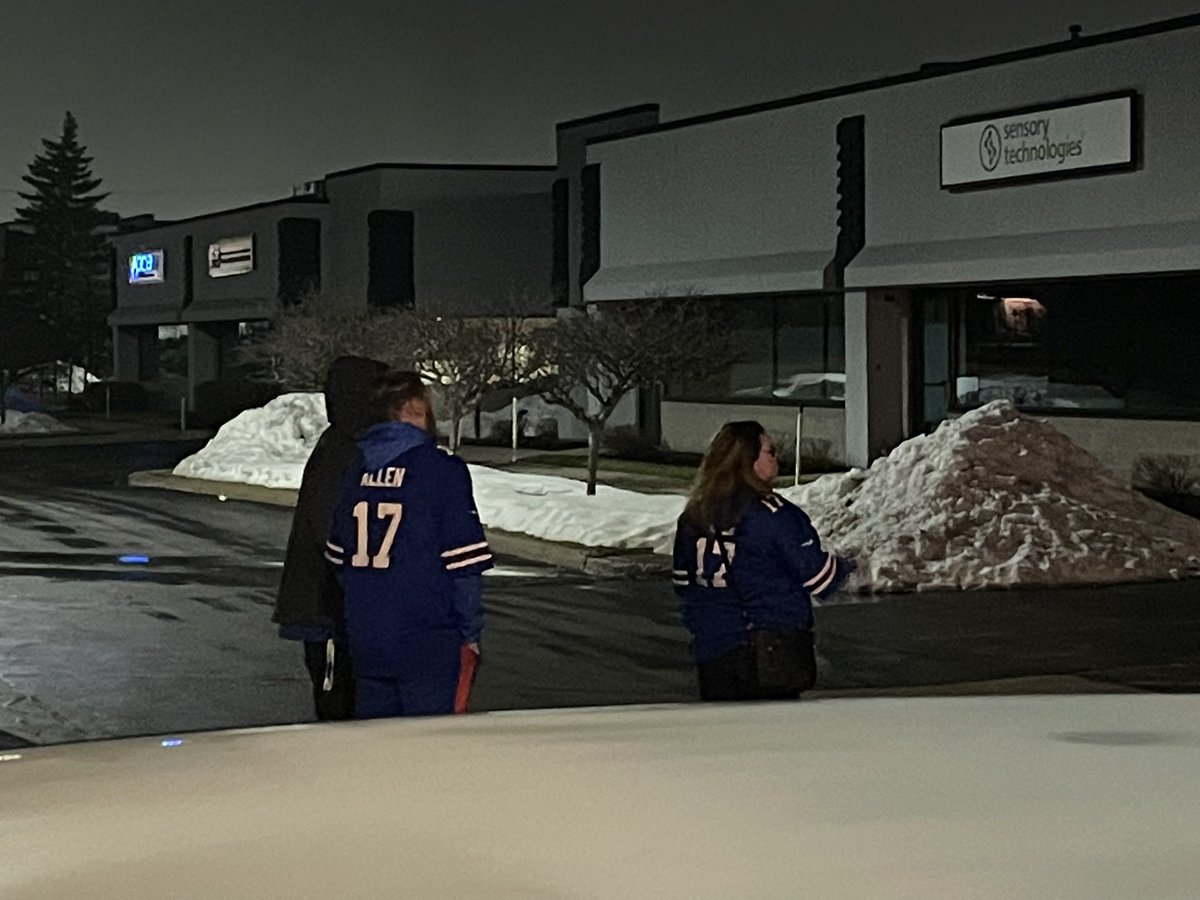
[303, 640, 356, 721]
[696, 630, 816, 702]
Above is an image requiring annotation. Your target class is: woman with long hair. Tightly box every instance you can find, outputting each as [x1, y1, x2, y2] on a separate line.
[672, 421, 853, 701]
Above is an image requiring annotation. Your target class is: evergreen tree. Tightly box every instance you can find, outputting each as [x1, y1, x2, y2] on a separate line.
[15, 111, 111, 378]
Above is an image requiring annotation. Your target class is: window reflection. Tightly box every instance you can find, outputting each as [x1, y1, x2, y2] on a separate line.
[668, 294, 845, 403]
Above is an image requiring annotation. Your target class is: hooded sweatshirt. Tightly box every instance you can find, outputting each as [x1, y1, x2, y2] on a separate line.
[326, 420, 491, 677]
[274, 356, 389, 636]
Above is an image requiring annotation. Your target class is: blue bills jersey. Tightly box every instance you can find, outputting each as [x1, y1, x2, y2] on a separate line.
[672, 493, 850, 662]
[327, 422, 492, 678]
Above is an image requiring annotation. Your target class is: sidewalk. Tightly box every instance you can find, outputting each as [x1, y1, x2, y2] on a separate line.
[127, 466, 672, 577]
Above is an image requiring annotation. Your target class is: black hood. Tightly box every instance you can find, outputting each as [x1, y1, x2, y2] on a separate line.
[323, 356, 389, 436]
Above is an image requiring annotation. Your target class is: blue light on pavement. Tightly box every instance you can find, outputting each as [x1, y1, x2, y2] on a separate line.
[161, 739, 183, 748]
[118, 555, 151, 565]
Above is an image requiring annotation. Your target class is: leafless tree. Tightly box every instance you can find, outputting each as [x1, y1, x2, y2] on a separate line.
[239, 291, 552, 450]
[237, 293, 415, 389]
[411, 309, 553, 451]
[533, 297, 735, 495]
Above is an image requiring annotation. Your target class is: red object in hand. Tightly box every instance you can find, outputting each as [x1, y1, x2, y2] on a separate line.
[454, 643, 480, 714]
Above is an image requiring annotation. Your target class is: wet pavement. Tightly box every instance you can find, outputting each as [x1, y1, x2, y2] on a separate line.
[1, 436, 1198, 750]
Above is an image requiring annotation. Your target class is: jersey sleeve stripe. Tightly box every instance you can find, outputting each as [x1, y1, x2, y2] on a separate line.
[803, 554, 834, 588]
[445, 553, 493, 571]
[811, 556, 839, 596]
[441, 541, 490, 559]
[324, 551, 344, 566]
[326, 541, 344, 553]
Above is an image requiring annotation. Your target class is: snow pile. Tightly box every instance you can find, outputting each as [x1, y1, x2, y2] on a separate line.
[472, 470, 683, 550]
[0, 411, 75, 435]
[168, 393, 1200, 592]
[778, 400, 1200, 591]
[173, 393, 329, 487]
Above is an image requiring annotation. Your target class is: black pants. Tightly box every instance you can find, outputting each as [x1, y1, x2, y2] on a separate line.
[697, 630, 816, 702]
[303, 640, 356, 721]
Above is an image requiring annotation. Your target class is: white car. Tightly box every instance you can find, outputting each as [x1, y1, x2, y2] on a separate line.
[3, 695, 1199, 898]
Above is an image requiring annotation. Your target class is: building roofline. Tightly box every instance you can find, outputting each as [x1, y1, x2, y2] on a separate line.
[324, 161, 556, 179]
[113, 195, 327, 234]
[555, 104, 661, 131]
[588, 12, 1200, 146]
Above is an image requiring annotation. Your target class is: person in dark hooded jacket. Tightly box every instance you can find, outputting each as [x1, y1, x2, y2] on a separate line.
[274, 355, 389, 720]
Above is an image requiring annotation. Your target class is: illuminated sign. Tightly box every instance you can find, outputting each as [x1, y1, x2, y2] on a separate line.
[941, 93, 1136, 189]
[208, 234, 255, 278]
[128, 250, 165, 284]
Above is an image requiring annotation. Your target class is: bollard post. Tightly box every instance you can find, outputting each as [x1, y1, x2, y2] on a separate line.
[511, 397, 519, 462]
[105, 384, 112, 419]
[180, 396, 187, 432]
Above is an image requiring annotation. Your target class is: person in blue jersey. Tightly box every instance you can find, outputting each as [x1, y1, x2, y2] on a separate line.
[326, 370, 492, 719]
[672, 421, 854, 702]
[274, 355, 389, 721]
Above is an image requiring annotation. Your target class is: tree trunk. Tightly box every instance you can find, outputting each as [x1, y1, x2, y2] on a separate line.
[0, 369, 8, 426]
[586, 420, 603, 496]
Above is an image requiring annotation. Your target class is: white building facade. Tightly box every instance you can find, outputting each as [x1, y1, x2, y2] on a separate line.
[584, 14, 1200, 478]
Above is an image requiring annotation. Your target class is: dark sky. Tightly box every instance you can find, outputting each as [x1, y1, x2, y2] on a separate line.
[3, 0, 1197, 222]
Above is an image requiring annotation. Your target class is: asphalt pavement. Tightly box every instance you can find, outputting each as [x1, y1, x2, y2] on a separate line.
[2, 414, 1198, 751]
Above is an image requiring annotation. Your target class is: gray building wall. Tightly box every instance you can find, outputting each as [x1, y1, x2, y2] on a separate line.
[322, 166, 557, 315]
[580, 18, 1200, 471]
[415, 192, 553, 314]
[111, 199, 328, 326]
[847, 25, 1200, 286]
[584, 103, 847, 300]
[554, 106, 660, 307]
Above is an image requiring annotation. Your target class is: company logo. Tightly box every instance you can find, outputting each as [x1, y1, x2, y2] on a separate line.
[128, 250, 164, 284]
[978, 125, 1002, 172]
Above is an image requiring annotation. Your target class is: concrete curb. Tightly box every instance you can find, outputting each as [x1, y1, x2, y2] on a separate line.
[126, 469, 672, 577]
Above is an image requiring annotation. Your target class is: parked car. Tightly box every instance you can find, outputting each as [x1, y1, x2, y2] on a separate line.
[3, 694, 1199, 898]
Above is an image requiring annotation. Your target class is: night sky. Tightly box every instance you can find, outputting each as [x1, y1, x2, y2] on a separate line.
[2, 0, 1197, 223]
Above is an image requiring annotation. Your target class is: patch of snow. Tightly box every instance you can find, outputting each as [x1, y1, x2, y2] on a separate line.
[0, 411, 75, 435]
[169, 394, 1200, 592]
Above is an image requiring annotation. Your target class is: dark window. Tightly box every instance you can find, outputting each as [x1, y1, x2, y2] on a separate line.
[666, 294, 844, 404]
[551, 178, 569, 307]
[579, 164, 600, 290]
[920, 275, 1200, 420]
[182, 235, 193, 308]
[367, 210, 415, 308]
[278, 218, 322, 305]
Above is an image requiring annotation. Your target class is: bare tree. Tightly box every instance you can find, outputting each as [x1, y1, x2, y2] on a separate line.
[239, 291, 552, 450]
[411, 310, 552, 451]
[534, 297, 735, 494]
[238, 293, 415, 389]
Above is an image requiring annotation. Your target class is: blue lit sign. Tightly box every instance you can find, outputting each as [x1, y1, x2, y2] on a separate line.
[128, 250, 165, 284]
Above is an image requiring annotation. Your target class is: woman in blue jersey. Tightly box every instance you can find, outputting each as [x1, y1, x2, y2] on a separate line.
[672, 421, 853, 701]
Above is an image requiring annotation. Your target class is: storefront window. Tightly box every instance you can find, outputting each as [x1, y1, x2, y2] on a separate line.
[667, 294, 844, 403]
[921, 275, 1200, 419]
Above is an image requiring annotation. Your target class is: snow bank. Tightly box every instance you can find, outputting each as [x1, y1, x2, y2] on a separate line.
[779, 400, 1200, 591]
[173, 392, 328, 488]
[171, 393, 1200, 592]
[0, 411, 75, 435]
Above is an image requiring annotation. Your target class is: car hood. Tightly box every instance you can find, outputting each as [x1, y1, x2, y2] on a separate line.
[2, 696, 1199, 898]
